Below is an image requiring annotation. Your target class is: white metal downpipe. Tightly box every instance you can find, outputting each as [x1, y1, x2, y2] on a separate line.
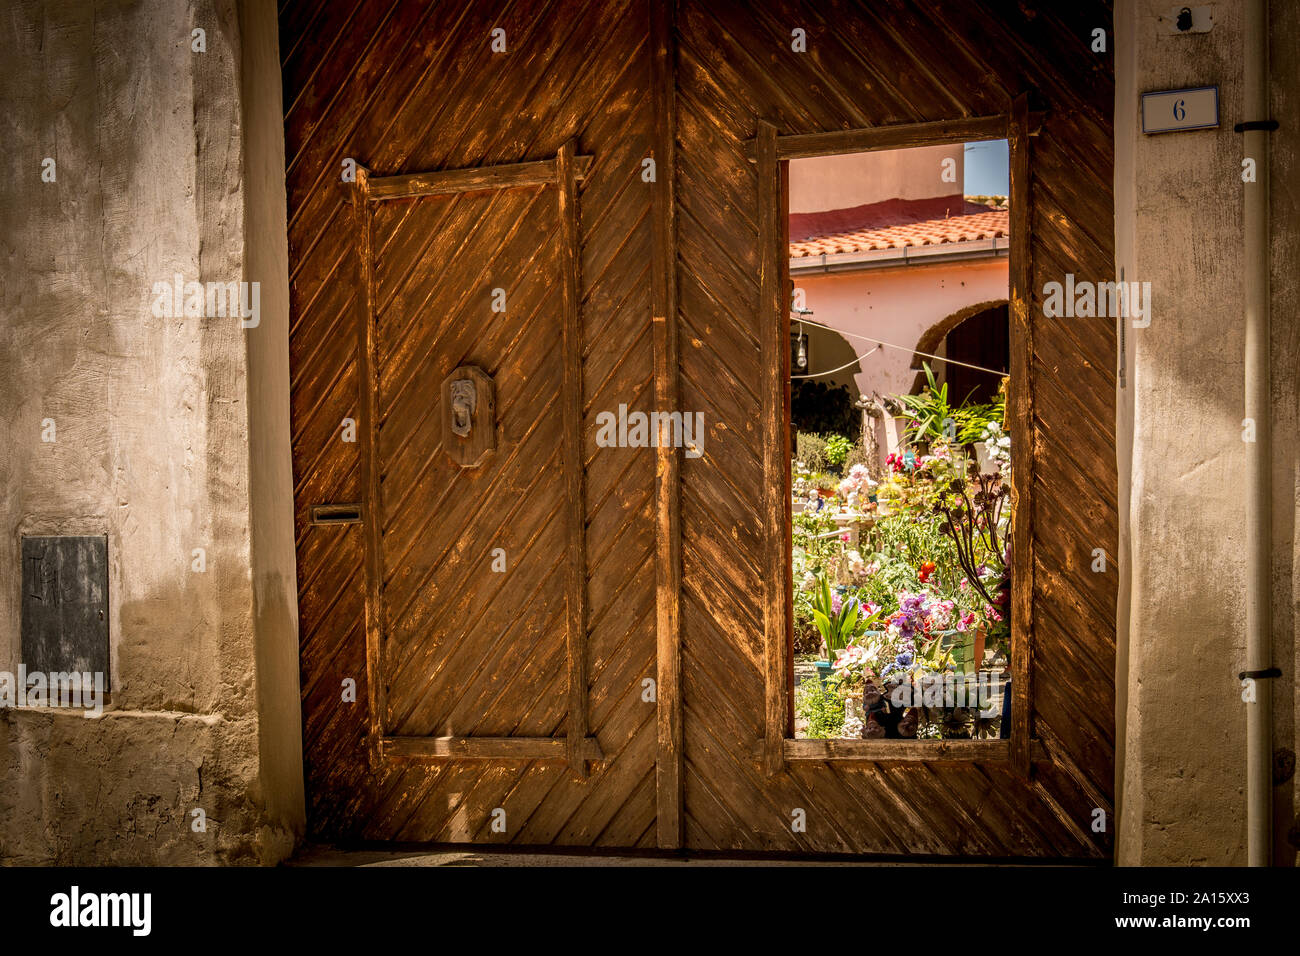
[1242, 0, 1273, 868]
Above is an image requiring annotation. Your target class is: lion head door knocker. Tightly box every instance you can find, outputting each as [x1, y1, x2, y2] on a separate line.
[449, 379, 476, 437]
[441, 365, 495, 467]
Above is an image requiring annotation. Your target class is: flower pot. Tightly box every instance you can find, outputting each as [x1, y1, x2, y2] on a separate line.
[814, 660, 834, 687]
[939, 629, 984, 674]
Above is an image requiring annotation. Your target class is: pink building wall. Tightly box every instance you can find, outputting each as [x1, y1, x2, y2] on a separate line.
[793, 259, 1008, 403]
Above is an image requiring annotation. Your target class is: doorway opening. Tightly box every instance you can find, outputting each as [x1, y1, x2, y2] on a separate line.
[786, 140, 1014, 743]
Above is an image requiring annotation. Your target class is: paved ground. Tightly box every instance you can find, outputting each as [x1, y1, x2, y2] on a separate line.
[287, 843, 928, 867]
[286, 842, 1066, 867]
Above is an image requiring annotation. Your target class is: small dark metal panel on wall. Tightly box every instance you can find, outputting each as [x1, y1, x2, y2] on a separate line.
[20, 535, 109, 688]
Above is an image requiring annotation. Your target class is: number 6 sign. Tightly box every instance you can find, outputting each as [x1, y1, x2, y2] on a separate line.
[1142, 87, 1219, 134]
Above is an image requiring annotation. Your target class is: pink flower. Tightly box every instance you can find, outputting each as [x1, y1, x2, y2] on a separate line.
[834, 646, 865, 670]
[840, 533, 851, 543]
[926, 599, 955, 629]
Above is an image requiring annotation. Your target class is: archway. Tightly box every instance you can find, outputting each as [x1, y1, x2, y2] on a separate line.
[910, 300, 1010, 405]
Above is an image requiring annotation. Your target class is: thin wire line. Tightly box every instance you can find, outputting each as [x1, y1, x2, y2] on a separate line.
[791, 345, 880, 379]
[796, 315, 1007, 377]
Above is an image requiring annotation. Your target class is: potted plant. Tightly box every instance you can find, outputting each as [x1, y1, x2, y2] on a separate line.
[809, 574, 880, 686]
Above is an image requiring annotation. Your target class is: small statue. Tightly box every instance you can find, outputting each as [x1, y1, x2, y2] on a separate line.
[863, 713, 887, 739]
[862, 681, 882, 710]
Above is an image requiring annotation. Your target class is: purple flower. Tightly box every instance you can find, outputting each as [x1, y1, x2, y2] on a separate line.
[889, 591, 930, 642]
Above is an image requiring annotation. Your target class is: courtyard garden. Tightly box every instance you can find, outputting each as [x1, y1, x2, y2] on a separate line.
[792, 367, 1013, 741]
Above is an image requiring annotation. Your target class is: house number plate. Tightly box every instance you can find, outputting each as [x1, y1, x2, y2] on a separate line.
[1141, 86, 1218, 134]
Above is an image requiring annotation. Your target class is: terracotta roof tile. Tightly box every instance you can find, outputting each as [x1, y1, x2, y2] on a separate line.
[788, 194, 1009, 259]
[790, 208, 1009, 258]
[789, 195, 993, 240]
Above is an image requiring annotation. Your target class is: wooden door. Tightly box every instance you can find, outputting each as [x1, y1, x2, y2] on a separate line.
[284, 0, 1116, 857]
[671, 0, 1116, 858]
[286, 0, 657, 845]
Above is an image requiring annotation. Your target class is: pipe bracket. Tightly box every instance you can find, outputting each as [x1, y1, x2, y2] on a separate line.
[1233, 119, 1279, 132]
[1238, 667, 1282, 680]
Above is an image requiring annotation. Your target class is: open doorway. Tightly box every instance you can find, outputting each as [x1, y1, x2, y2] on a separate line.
[787, 140, 1014, 743]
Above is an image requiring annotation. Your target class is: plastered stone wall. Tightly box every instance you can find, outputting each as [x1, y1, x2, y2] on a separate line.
[0, 0, 302, 864]
[1115, 0, 1300, 865]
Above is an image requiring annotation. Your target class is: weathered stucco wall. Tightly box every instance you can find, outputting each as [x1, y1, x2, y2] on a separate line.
[1115, 0, 1300, 865]
[0, 0, 302, 864]
[796, 260, 1008, 399]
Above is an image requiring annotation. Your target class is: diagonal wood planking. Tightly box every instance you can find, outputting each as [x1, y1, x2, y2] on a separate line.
[673, 0, 1116, 856]
[286, 0, 1117, 856]
[285, 0, 656, 844]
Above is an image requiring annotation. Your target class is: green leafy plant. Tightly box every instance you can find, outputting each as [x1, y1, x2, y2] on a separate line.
[809, 573, 882, 661]
[795, 678, 846, 739]
[867, 512, 959, 588]
[795, 432, 829, 474]
[792, 594, 822, 655]
[824, 434, 853, 470]
[792, 509, 840, 581]
[893, 363, 1000, 446]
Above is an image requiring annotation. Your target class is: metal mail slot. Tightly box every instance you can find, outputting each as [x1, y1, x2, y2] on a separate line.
[311, 504, 363, 525]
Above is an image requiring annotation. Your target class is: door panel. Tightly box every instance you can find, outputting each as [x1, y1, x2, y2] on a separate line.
[286, 0, 657, 845]
[671, 0, 1116, 857]
[373, 189, 567, 739]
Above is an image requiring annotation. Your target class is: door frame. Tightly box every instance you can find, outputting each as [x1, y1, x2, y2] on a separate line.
[747, 101, 1043, 776]
[343, 148, 601, 776]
